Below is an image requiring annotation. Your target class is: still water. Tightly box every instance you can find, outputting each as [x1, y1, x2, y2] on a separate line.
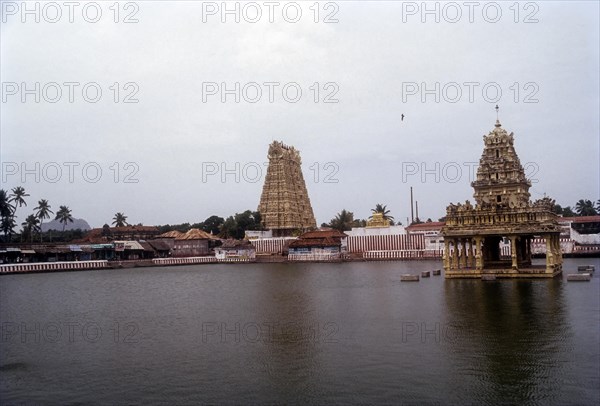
[1, 258, 599, 405]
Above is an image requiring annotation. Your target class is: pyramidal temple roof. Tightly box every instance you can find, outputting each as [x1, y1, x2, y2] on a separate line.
[258, 141, 316, 236]
[471, 120, 531, 207]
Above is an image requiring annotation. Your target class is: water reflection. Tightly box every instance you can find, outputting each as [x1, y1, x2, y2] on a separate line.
[443, 278, 569, 405]
[255, 264, 324, 403]
[1, 260, 597, 404]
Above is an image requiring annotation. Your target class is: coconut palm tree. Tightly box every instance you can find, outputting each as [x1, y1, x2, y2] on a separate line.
[575, 199, 597, 216]
[0, 190, 12, 216]
[112, 212, 128, 227]
[22, 214, 40, 243]
[34, 199, 53, 242]
[8, 186, 29, 242]
[1, 215, 16, 241]
[0, 189, 15, 241]
[0, 189, 14, 218]
[369, 203, 395, 221]
[55, 205, 74, 231]
[328, 209, 355, 231]
[9, 186, 29, 212]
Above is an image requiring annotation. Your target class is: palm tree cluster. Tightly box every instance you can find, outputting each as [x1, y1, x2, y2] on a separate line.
[0, 186, 74, 242]
[326, 209, 357, 231]
[0, 186, 132, 243]
[554, 199, 599, 217]
[574, 199, 599, 216]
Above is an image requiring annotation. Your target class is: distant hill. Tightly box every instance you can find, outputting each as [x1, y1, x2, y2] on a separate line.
[41, 218, 91, 232]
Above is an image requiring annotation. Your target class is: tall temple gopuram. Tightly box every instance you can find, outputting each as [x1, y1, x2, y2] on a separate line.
[442, 117, 563, 278]
[258, 141, 317, 236]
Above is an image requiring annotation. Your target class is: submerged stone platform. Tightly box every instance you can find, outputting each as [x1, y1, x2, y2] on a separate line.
[445, 266, 562, 279]
[567, 273, 592, 281]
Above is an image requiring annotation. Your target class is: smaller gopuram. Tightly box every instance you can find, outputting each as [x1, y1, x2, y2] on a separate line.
[367, 212, 391, 228]
[258, 141, 317, 237]
[442, 116, 562, 278]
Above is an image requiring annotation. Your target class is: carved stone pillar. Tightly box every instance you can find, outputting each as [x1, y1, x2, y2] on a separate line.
[510, 236, 518, 269]
[554, 235, 563, 265]
[545, 235, 554, 273]
[443, 239, 450, 270]
[460, 239, 467, 268]
[452, 238, 460, 269]
[475, 237, 483, 270]
[467, 238, 474, 268]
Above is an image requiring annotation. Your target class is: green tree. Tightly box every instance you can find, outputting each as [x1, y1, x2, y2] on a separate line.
[552, 204, 563, 215]
[55, 205, 74, 231]
[562, 206, 576, 217]
[22, 214, 40, 242]
[0, 190, 12, 217]
[370, 203, 394, 221]
[201, 215, 225, 235]
[112, 212, 128, 227]
[1, 216, 16, 242]
[0, 190, 15, 241]
[352, 218, 367, 228]
[236, 211, 261, 232]
[9, 186, 29, 213]
[220, 211, 262, 239]
[1, 187, 29, 242]
[575, 199, 597, 216]
[10, 186, 29, 241]
[327, 209, 355, 231]
[220, 216, 237, 238]
[34, 199, 53, 242]
[176, 223, 191, 233]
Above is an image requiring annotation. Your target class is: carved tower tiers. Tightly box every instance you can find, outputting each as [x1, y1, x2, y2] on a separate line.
[258, 141, 317, 237]
[442, 117, 562, 279]
[472, 120, 531, 207]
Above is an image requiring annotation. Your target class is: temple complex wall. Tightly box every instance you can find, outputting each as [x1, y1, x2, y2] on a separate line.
[346, 234, 424, 253]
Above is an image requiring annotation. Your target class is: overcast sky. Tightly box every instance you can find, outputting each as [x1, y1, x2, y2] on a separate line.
[1, 0, 598, 228]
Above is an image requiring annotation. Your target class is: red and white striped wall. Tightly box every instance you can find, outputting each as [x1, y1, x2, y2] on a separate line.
[363, 250, 426, 261]
[346, 234, 425, 253]
[153, 256, 254, 265]
[250, 238, 296, 254]
[0, 260, 109, 274]
[288, 253, 341, 262]
[153, 257, 217, 265]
